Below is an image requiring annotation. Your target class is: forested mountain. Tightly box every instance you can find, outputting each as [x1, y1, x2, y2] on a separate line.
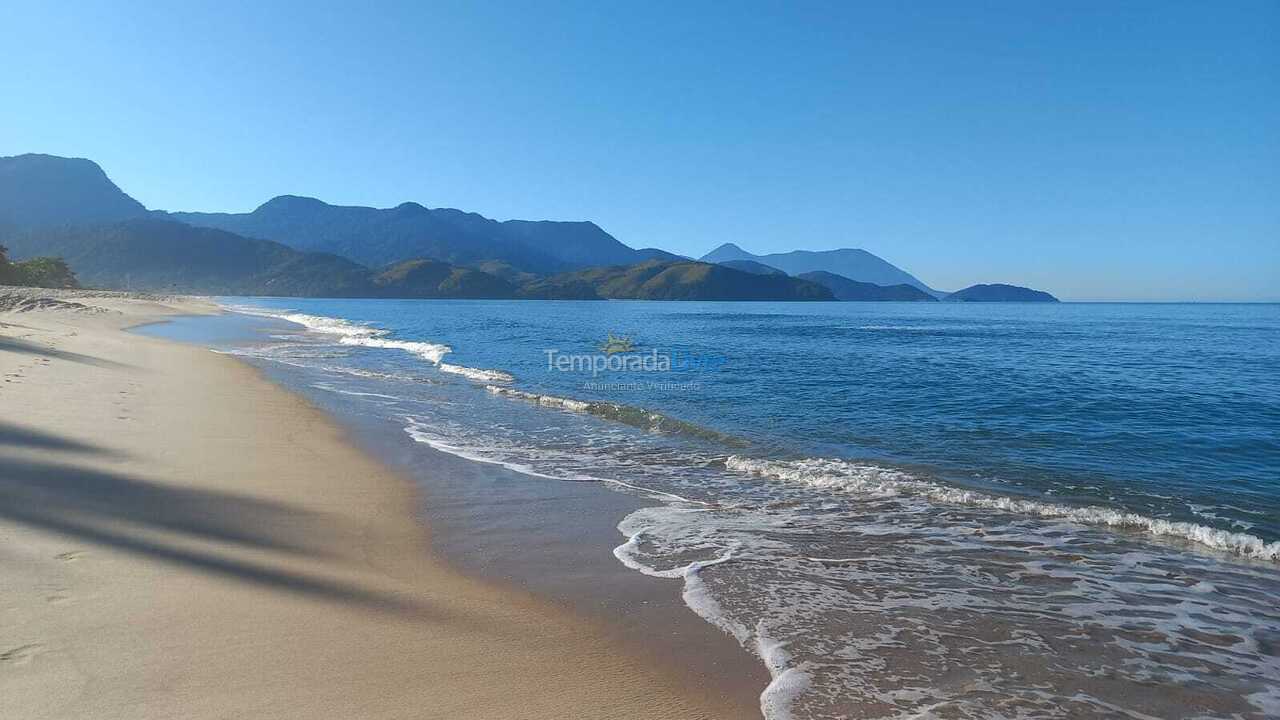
[0, 154, 146, 231]
[797, 271, 937, 301]
[521, 260, 834, 301]
[702, 242, 939, 295]
[167, 197, 670, 274]
[944, 284, 1059, 302]
[0, 153, 1058, 301]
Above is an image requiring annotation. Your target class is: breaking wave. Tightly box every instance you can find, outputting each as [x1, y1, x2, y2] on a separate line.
[485, 386, 592, 412]
[226, 305, 510, 382]
[725, 455, 1280, 561]
[439, 363, 515, 383]
[485, 385, 747, 447]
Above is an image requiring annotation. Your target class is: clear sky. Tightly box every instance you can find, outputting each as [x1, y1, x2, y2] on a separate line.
[3, 1, 1277, 300]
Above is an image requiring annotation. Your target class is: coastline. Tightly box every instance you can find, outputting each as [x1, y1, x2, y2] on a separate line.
[0, 288, 761, 720]
[276, 377, 774, 709]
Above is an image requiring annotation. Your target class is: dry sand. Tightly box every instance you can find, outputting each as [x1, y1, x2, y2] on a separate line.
[0, 288, 758, 720]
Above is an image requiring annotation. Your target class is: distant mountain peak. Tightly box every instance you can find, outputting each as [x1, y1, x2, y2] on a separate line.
[699, 243, 937, 295]
[173, 192, 650, 275]
[716, 259, 787, 276]
[701, 242, 754, 262]
[6, 152, 110, 176]
[1, 153, 1056, 300]
[255, 195, 331, 213]
[0, 153, 147, 229]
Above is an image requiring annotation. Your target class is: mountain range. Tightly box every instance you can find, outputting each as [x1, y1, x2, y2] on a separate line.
[795, 271, 936, 301]
[164, 196, 681, 275]
[521, 260, 832, 301]
[0, 153, 1057, 302]
[0, 154, 145, 230]
[701, 242, 939, 296]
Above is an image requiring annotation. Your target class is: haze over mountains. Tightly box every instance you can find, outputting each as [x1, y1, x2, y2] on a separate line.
[0, 153, 1056, 301]
[702, 243, 939, 296]
[0, 153, 145, 229]
[795, 271, 937, 302]
[165, 196, 681, 275]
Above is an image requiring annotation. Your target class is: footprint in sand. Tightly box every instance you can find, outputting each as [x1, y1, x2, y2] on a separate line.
[55, 551, 84, 562]
[0, 644, 44, 666]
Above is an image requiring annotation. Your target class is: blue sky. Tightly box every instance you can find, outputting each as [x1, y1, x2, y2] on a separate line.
[3, 1, 1277, 300]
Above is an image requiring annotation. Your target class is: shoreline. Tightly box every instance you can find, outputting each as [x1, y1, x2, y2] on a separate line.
[144, 306, 772, 712]
[280, 367, 773, 709]
[0, 288, 761, 720]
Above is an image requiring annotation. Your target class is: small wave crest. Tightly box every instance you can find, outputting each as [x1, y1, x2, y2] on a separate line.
[401, 419, 565, 481]
[224, 305, 516, 382]
[725, 455, 1280, 561]
[485, 386, 592, 412]
[226, 306, 385, 339]
[256, 310, 452, 363]
[613, 510, 811, 720]
[339, 335, 450, 364]
[438, 363, 514, 383]
[485, 386, 746, 447]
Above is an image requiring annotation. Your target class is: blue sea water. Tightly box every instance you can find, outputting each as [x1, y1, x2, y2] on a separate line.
[208, 299, 1279, 719]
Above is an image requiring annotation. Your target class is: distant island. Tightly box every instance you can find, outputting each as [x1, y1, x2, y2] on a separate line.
[0, 153, 1057, 302]
[944, 284, 1059, 303]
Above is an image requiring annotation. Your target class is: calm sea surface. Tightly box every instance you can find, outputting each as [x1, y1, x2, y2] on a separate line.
[200, 299, 1280, 719]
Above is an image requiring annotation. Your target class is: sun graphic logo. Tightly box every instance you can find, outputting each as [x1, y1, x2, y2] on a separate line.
[598, 332, 635, 355]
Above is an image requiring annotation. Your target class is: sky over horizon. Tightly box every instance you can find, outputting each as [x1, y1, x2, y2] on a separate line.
[2, 1, 1277, 300]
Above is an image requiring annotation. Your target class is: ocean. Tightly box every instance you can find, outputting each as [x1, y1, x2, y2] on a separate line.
[153, 299, 1280, 719]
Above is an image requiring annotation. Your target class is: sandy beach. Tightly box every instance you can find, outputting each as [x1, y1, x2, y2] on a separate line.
[0, 288, 758, 720]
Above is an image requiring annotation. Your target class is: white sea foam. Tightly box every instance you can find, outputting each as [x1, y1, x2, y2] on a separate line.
[276, 312, 382, 338]
[226, 305, 386, 339]
[485, 385, 592, 412]
[725, 456, 1280, 562]
[437, 363, 514, 383]
[261, 311, 452, 363]
[341, 335, 451, 363]
[403, 416, 703, 503]
[614, 512, 813, 720]
[401, 420, 569, 481]
[1189, 503, 1257, 531]
[756, 627, 811, 720]
[309, 382, 400, 401]
[225, 305, 521, 382]
[613, 517, 747, 641]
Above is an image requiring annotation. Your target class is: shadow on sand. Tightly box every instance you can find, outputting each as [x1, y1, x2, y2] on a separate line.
[0, 421, 128, 457]
[0, 335, 135, 370]
[0, 425, 489, 631]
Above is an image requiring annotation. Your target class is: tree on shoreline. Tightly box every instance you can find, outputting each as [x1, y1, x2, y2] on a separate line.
[0, 244, 79, 288]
